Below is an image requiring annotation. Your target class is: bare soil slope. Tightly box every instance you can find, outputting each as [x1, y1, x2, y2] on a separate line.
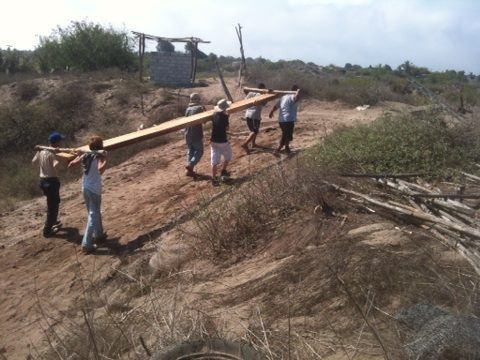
[0, 79, 473, 358]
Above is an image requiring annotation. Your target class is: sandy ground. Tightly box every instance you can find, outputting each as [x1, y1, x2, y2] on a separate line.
[0, 81, 392, 357]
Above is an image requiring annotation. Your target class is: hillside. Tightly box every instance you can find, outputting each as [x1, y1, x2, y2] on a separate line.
[0, 76, 479, 359]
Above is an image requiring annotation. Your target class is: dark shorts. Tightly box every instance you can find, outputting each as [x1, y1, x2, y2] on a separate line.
[246, 118, 261, 134]
[279, 122, 295, 142]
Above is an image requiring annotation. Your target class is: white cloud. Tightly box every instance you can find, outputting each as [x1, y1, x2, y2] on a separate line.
[1, 0, 479, 73]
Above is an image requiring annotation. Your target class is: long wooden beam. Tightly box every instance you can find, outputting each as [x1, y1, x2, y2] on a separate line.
[56, 93, 280, 161]
[243, 87, 297, 95]
[131, 31, 210, 44]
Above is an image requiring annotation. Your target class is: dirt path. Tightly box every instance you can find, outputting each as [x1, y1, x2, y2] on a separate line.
[0, 95, 385, 357]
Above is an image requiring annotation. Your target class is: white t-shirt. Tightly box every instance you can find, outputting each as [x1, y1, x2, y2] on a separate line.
[245, 92, 263, 120]
[32, 150, 58, 178]
[82, 156, 102, 195]
[277, 94, 298, 123]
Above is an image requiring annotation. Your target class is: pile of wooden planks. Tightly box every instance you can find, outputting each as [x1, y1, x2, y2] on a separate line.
[56, 92, 281, 161]
[327, 174, 480, 274]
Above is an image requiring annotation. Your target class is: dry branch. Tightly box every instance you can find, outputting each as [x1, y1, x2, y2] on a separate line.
[327, 182, 480, 239]
[341, 172, 426, 179]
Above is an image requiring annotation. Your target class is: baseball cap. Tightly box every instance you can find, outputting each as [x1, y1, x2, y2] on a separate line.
[48, 131, 65, 143]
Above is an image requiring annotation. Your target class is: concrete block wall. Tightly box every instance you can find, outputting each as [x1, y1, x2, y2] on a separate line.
[150, 51, 192, 86]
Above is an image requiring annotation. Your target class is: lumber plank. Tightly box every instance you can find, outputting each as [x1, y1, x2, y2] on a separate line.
[243, 87, 297, 95]
[55, 92, 280, 161]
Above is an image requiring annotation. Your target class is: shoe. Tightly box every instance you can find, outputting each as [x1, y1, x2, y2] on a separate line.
[211, 177, 220, 187]
[285, 147, 291, 154]
[51, 221, 62, 233]
[185, 165, 196, 177]
[81, 244, 97, 255]
[221, 169, 231, 177]
[94, 233, 108, 243]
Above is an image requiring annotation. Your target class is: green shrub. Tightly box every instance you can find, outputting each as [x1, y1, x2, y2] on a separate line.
[313, 112, 480, 176]
[0, 154, 39, 209]
[35, 21, 136, 72]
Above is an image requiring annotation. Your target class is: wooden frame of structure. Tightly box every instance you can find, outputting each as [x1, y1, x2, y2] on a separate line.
[132, 31, 210, 83]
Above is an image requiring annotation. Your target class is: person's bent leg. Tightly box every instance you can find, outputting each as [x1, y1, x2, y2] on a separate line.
[41, 178, 59, 236]
[243, 132, 255, 147]
[285, 122, 295, 153]
[251, 119, 260, 147]
[90, 191, 104, 238]
[211, 143, 220, 178]
[51, 178, 60, 225]
[82, 190, 95, 251]
[221, 143, 233, 173]
[191, 141, 204, 169]
[277, 123, 287, 152]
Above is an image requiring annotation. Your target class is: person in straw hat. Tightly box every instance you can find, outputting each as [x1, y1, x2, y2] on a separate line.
[210, 98, 232, 186]
[184, 93, 206, 177]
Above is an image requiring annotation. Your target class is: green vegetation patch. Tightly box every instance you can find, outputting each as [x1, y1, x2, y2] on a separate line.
[312, 112, 480, 176]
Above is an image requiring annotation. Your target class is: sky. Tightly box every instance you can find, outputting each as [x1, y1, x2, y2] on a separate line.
[2, 0, 480, 73]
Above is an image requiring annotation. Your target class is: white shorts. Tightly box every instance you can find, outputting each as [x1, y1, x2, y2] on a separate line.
[210, 142, 232, 166]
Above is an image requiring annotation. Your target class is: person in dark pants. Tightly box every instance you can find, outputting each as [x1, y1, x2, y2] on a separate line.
[210, 99, 232, 186]
[269, 85, 301, 153]
[32, 131, 65, 237]
[241, 83, 266, 152]
[184, 93, 206, 177]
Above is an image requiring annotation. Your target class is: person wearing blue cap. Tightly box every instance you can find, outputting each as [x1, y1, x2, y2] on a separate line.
[32, 131, 65, 237]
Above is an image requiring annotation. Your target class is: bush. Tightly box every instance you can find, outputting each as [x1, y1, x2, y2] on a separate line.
[35, 21, 136, 72]
[0, 154, 39, 209]
[314, 112, 480, 176]
[246, 62, 424, 106]
[186, 164, 330, 260]
[15, 81, 40, 101]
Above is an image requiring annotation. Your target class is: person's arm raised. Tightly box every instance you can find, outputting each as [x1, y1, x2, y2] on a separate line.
[97, 156, 107, 175]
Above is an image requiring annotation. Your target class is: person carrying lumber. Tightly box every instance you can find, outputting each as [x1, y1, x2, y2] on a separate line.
[184, 93, 206, 177]
[32, 131, 65, 237]
[68, 136, 107, 254]
[211, 99, 232, 186]
[241, 83, 266, 152]
[269, 85, 301, 154]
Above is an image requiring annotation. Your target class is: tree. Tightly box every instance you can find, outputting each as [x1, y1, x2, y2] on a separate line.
[156, 40, 175, 52]
[35, 21, 136, 72]
[184, 42, 207, 59]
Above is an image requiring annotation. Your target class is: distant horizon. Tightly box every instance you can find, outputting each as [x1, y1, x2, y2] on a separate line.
[2, 0, 479, 74]
[3, 45, 476, 76]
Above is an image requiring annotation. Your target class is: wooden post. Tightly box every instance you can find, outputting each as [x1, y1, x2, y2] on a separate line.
[138, 34, 145, 82]
[189, 40, 194, 83]
[215, 60, 233, 102]
[235, 23, 246, 86]
[191, 41, 198, 84]
[138, 34, 143, 81]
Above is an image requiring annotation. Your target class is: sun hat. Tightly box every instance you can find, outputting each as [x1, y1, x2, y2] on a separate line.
[189, 93, 201, 106]
[214, 98, 231, 112]
[48, 131, 65, 143]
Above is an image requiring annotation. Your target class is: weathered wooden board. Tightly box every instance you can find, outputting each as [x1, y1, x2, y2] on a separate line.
[56, 92, 280, 160]
[243, 87, 297, 95]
